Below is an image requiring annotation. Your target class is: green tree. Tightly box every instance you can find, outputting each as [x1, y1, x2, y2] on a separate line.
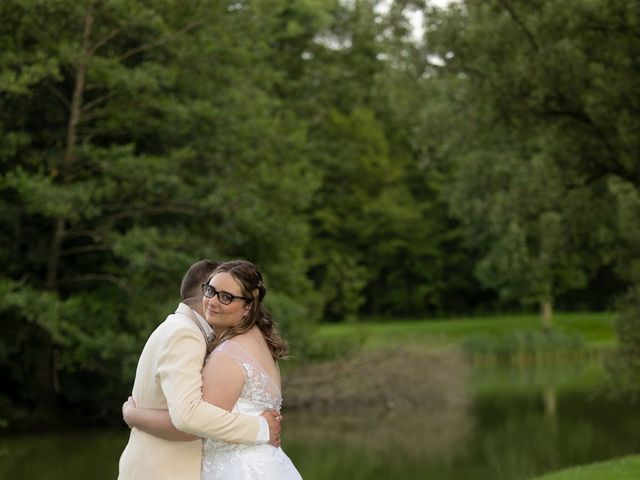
[605, 179, 640, 398]
[281, 0, 480, 319]
[0, 0, 316, 427]
[423, 0, 638, 325]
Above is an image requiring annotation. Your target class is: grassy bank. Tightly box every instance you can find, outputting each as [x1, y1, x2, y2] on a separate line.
[529, 455, 640, 480]
[310, 312, 616, 364]
[317, 312, 615, 356]
[317, 312, 615, 347]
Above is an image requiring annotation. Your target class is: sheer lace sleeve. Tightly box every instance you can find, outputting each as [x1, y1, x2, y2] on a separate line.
[210, 340, 282, 411]
[200, 342, 302, 480]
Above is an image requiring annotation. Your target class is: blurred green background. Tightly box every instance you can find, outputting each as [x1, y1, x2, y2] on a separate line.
[1, 0, 639, 478]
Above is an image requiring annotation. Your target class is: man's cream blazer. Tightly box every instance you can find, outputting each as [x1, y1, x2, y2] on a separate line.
[118, 303, 260, 480]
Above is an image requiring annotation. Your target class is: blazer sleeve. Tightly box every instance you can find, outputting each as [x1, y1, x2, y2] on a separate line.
[156, 324, 260, 444]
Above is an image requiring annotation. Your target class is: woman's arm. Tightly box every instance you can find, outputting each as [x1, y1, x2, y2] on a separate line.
[202, 351, 245, 411]
[122, 397, 200, 442]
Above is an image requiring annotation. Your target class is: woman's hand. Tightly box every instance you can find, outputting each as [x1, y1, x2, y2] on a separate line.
[261, 410, 283, 447]
[122, 396, 137, 428]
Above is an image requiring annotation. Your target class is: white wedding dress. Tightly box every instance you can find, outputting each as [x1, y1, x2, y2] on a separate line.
[201, 340, 302, 480]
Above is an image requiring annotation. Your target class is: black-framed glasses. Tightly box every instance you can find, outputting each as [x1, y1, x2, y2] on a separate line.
[201, 283, 252, 305]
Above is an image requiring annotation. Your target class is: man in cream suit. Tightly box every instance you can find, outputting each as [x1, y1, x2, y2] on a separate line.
[118, 259, 281, 480]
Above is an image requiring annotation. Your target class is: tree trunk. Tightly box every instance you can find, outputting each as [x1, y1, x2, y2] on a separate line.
[42, 8, 94, 415]
[46, 8, 93, 292]
[45, 217, 65, 292]
[33, 329, 58, 419]
[540, 298, 553, 330]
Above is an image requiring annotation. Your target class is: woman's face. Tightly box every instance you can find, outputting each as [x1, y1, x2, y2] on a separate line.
[202, 272, 251, 330]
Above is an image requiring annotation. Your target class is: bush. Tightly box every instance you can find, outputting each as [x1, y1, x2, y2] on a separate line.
[606, 287, 640, 399]
[462, 329, 586, 365]
[297, 330, 365, 362]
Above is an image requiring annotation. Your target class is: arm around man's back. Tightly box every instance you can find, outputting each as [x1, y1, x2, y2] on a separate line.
[156, 321, 260, 443]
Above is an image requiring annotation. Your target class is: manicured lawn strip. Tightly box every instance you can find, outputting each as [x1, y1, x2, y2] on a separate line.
[528, 455, 640, 480]
[317, 312, 616, 350]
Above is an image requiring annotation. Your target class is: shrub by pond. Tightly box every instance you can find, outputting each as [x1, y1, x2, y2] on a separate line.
[462, 329, 592, 366]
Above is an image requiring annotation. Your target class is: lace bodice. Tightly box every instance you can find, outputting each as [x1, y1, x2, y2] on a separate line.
[201, 340, 300, 480]
[209, 340, 282, 412]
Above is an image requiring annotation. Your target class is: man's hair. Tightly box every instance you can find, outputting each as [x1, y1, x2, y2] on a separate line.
[180, 259, 219, 307]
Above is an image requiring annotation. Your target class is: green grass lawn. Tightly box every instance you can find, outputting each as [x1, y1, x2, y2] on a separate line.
[316, 312, 616, 350]
[529, 455, 640, 480]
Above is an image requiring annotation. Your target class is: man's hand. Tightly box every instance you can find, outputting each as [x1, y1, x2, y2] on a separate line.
[122, 396, 136, 429]
[260, 410, 282, 447]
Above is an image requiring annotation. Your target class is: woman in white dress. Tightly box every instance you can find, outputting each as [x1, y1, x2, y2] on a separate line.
[123, 260, 302, 480]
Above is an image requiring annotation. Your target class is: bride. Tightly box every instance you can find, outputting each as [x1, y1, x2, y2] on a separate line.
[123, 260, 302, 480]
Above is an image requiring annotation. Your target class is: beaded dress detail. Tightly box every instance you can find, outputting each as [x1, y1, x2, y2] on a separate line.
[201, 340, 302, 480]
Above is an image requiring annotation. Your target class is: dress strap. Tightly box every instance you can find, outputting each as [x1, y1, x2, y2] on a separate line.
[213, 340, 281, 392]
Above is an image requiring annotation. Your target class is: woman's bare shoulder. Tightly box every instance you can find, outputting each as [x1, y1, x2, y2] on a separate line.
[228, 328, 262, 351]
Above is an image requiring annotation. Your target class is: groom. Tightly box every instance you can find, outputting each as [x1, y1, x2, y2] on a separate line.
[118, 259, 281, 480]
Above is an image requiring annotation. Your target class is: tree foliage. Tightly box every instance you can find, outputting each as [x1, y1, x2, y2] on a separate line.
[424, 0, 639, 324]
[0, 0, 638, 426]
[0, 0, 315, 427]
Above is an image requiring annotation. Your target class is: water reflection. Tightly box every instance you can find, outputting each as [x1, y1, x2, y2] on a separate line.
[0, 429, 123, 480]
[1, 361, 639, 480]
[543, 386, 557, 419]
[283, 347, 473, 463]
[286, 406, 473, 463]
[280, 361, 640, 479]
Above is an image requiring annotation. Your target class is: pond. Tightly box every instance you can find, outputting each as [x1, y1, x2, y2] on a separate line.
[1, 362, 639, 479]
